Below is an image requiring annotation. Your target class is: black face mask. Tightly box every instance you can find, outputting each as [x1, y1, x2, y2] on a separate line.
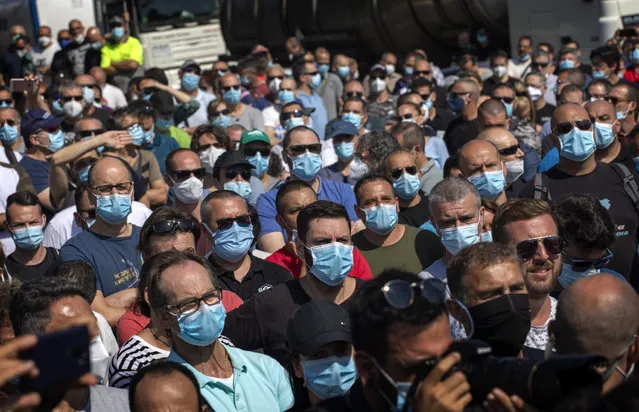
[469, 294, 531, 357]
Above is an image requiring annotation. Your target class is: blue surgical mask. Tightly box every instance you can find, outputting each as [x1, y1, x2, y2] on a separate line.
[337, 66, 350, 79]
[176, 302, 226, 346]
[278, 90, 295, 104]
[307, 242, 354, 286]
[292, 152, 322, 181]
[181, 73, 200, 92]
[439, 222, 480, 255]
[310, 73, 322, 89]
[558, 127, 596, 162]
[77, 165, 91, 183]
[223, 181, 252, 199]
[631, 48, 639, 63]
[12, 225, 43, 251]
[503, 102, 513, 118]
[111, 27, 125, 40]
[592, 70, 607, 80]
[373, 358, 412, 412]
[363, 204, 398, 235]
[334, 142, 354, 162]
[59, 39, 71, 49]
[594, 122, 615, 149]
[317, 64, 330, 76]
[520, 53, 530, 62]
[82, 86, 95, 105]
[223, 88, 242, 105]
[240, 75, 250, 87]
[47, 129, 65, 152]
[128, 124, 145, 146]
[558, 263, 600, 289]
[217, 70, 228, 78]
[91, 41, 102, 50]
[392, 172, 420, 200]
[404, 66, 414, 76]
[421, 98, 433, 113]
[155, 118, 174, 132]
[302, 356, 357, 400]
[143, 129, 154, 144]
[210, 221, 254, 262]
[559, 60, 575, 70]
[617, 111, 627, 121]
[96, 193, 132, 224]
[341, 113, 361, 129]
[0, 123, 19, 145]
[447, 96, 465, 113]
[212, 114, 231, 129]
[284, 116, 305, 131]
[248, 152, 269, 177]
[141, 92, 153, 101]
[468, 170, 505, 200]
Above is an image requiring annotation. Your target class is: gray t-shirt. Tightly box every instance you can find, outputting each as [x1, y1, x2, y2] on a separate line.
[82, 385, 130, 411]
[232, 105, 265, 131]
[318, 73, 343, 122]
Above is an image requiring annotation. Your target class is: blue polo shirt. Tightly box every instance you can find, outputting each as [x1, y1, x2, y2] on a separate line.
[19, 155, 49, 193]
[146, 132, 180, 175]
[296, 90, 328, 140]
[168, 344, 294, 412]
[256, 177, 360, 238]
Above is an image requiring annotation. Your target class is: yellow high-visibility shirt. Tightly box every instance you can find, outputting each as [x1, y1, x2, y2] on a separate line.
[100, 36, 143, 69]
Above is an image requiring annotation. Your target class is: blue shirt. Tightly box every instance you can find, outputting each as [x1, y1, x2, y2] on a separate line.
[296, 90, 328, 140]
[168, 344, 294, 412]
[538, 148, 559, 174]
[59, 225, 142, 297]
[146, 132, 180, 175]
[424, 136, 449, 170]
[522, 143, 541, 182]
[19, 155, 49, 193]
[256, 177, 360, 238]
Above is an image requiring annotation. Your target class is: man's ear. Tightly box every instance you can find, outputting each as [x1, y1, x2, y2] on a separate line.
[163, 173, 173, 187]
[613, 119, 622, 136]
[292, 357, 304, 379]
[361, 114, 369, 128]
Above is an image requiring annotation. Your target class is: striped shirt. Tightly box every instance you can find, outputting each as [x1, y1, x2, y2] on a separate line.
[108, 335, 169, 388]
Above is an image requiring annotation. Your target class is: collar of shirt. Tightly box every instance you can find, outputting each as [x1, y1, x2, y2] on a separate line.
[208, 253, 260, 281]
[168, 344, 248, 391]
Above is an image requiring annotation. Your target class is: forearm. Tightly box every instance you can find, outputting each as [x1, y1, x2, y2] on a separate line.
[112, 60, 139, 71]
[145, 185, 168, 207]
[37, 188, 54, 211]
[92, 291, 128, 327]
[51, 137, 103, 166]
[104, 288, 137, 308]
[103, 66, 117, 76]
[49, 164, 70, 209]
[157, 83, 191, 104]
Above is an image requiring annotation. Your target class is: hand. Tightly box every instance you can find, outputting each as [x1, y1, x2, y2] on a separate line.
[0, 335, 42, 411]
[101, 130, 133, 150]
[413, 352, 472, 412]
[22, 74, 39, 99]
[483, 388, 528, 412]
[143, 79, 166, 90]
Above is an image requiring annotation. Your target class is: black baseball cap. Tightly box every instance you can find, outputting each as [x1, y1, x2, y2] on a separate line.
[287, 300, 352, 356]
[213, 150, 254, 171]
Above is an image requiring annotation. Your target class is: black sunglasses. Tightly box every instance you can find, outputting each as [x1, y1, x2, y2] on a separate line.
[61, 95, 83, 102]
[215, 214, 251, 231]
[142, 87, 157, 95]
[288, 143, 322, 156]
[553, 119, 592, 135]
[0, 119, 17, 127]
[534, 62, 550, 68]
[562, 249, 613, 272]
[0, 99, 12, 105]
[183, 67, 201, 75]
[495, 96, 515, 104]
[151, 219, 198, 235]
[281, 110, 304, 120]
[413, 70, 431, 76]
[391, 165, 418, 180]
[606, 96, 624, 106]
[516, 236, 564, 261]
[498, 144, 520, 156]
[213, 109, 230, 117]
[268, 75, 284, 82]
[345, 91, 364, 99]
[381, 278, 446, 309]
[304, 71, 319, 76]
[171, 168, 206, 181]
[77, 129, 104, 138]
[371, 74, 387, 80]
[244, 148, 270, 157]
[222, 85, 241, 92]
[225, 168, 252, 181]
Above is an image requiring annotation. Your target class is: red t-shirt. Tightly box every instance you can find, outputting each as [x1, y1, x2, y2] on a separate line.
[266, 245, 373, 281]
[115, 289, 244, 345]
[623, 68, 639, 84]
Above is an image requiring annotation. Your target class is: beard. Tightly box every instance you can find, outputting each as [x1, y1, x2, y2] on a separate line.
[524, 259, 559, 299]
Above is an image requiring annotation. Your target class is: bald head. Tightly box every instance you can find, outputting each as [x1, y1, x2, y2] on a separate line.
[551, 103, 589, 132]
[586, 100, 617, 126]
[89, 67, 106, 86]
[88, 156, 132, 187]
[478, 128, 516, 148]
[458, 139, 501, 177]
[553, 274, 639, 360]
[451, 78, 480, 103]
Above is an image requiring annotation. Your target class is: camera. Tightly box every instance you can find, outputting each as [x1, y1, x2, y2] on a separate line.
[405, 340, 607, 410]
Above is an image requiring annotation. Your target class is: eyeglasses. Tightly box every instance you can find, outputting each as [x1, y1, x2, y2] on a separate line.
[165, 288, 221, 316]
[197, 142, 226, 152]
[222, 85, 241, 92]
[371, 75, 387, 80]
[0, 100, 12, 106]
[151, 219, 197, 235]
[381, 278, 446, 309]
[562, 249, 613, 272]
[495, 96, 514, 104]
[215, 214, 251, 231]
[304, 71, 319, 76]
[171, 168, 206, 181]
[212, 109, 229, 117]
[391, 165, 418, 180]
[77, 129, 104, 138]
[281, 110, 304, 120]
[287, 143, 322, 156]
[109, 22, 123, 28]
[413, 70, 431, 76]
[345, 91, 364, 99]
[91, 181, 134, 196]
[61, 95, 83, 102]
[268, 75, 284, 82]
[0, 119, 16, 127]
[224, 169, 252, 181]
[244, 147, 270, 157]
[606, 96, 625, 106]
[553, 119, 592, 135]
[515, 236, 564, 261]
[399, 113, 415, 120]
[183, 67, 201, 75]
[498, 144, 520, 156]
[534, 62, 550, 68]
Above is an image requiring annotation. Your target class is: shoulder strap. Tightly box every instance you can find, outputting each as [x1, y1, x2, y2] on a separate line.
[610, 163, 639, 212]
[533, 173, 551, 201]
[3, 144, 17, 165]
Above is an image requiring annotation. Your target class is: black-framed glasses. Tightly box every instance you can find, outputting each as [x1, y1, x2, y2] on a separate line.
[182, 66, 201, 75]
[215, 214, 251, 231]
[553, 119, 592, 135]
[534, 62, 550, 68]
[281, 110, 304, 120]
[562, 248, 613, 272]
[222, 85, 241, 92]
[0, 119, 16, 127]
[212, 109, 229, 117]
[224, 169, 252, 181]
[171, 168, 206, 181]
[304, 71, 319, 76]
[244, 147, 270, 157]
[391, 165, 418, 180]
[498, 144, 520, 156]
[381, 278, 446, 309]
[77, 129, 104, 138]
[151, 219, 197, 235]
[371, 74, 387, 80]
[61, 95, 83, 102]
[92, 181, 134, 196]
[345, 91, 364, 99]
[495, 96, 515, 104]
[516, 236, 564, 261]
[287, 143, 322, 156]
[165, 288, 221, 316]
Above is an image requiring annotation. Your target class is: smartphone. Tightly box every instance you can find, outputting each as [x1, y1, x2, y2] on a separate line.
[10, 78, 35, 93]
[619, 28, 637, 38]
[18, 325, 90, 393]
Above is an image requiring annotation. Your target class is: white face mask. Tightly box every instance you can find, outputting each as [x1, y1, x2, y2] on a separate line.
[199, 146, 226, 173]
[38, 36, 52, 48]
[371, 78, 386, 94]
[349, 156, 369, 181]
[74, 34, 85, 44]
[527, 86, 542, 101]
[172, 176, 204, 204]
[505, 159, 525, 184]
[269, 77, 282, 94]
[63, 100, 84, 118]
[89, 336, 110, 383]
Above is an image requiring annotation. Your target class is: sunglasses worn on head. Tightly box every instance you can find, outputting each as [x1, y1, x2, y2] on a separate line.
[172, 168, 206, 181]
[391, 165, 418, 180]
[225, 168, 252, 181]
[499, 144, 520, 156]
[553, 119, 592, 135]
[244, 148, 270, 157]
[562, 249, 613, 272]
[288, 144, 322, 156]
[216, 214, 251, 231]
[381, 278, 446, 309]
[516, 236, 564, 261]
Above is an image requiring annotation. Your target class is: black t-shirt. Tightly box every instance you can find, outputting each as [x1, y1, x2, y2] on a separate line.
[443, 117, 481, 155]
[5, 247, 58, 282]
[223, 277, 365, 366]
[208, 253, 293, 301]
[425, 109, 456, 134]
[535, 103, 556, 126]
[519, 162, 639, 278]
[84, 49, 101, 74]
[0, 46, 26, 85]
[613, 142, 636, 172]
[90, 108, 111, 128]
[399, 192, 430, 228]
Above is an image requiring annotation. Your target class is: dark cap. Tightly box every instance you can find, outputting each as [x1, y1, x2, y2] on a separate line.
[181, 59, 200, 71]
[149, 90, 175, 114]
[21, 109, 65, 138]
[329, 120, 358, 139]
[109, 16, 124, 25]
[213, 150, 254, 171]
[287, 300, 352, 356]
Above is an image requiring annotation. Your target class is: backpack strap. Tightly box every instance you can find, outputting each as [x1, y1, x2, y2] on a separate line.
[533, 173, 551, 201]
[610, 163, 639, 212]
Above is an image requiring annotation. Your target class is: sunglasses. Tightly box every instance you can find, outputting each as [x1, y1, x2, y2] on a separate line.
[381, 278, 446, 309]
[413, 70, 431, 76]
[215, 214, 251, 231]
[304, 71, 319, 76]
[213, 109, 229, 117]
[171, 168, 206, 181]
[0, 119, 16, 127]
[61, 95, 83, 102]
[498, 144, 520, 156]
[197, 142, 226, 152]
[77, 129, 104, 138]
[516, 236, 564, 261]
[222, 85, 241, 92]
[606, 96, 625, 105]
[562, 249, 613, 272]
[151, 219, 197, 235]
[244, 148, 270, 157]
[288, 143, 322, 156]
[495, 96, 514, 104]
[268, 75, 284, 82]
[553, 119, 592, 135]
[0, 99, 12, 106]
[345, 91, 364, 99]
[534, 62, 550, 68]
[371, 75, 387, 81]
[142, 87, 157, 95]
[281, 110, 305, 120]
[224, 168, 252, 181]
[183, 67, 201, 75]
[391, 165, 418, 180]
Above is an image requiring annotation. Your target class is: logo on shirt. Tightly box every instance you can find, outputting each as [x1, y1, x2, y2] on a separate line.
[600, 198, 611, 210]
[258, 284, 273, 293]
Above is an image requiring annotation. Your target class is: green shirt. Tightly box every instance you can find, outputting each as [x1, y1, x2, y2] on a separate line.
[352, 225, 443, 276]
[168, 125, 191, 149]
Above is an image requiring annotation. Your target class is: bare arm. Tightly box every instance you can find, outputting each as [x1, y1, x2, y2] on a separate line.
[50, 131, 132, 167]
[265, 126, 282, 146]
[137, 193, 150, 208]
[111, 59, 139, 71]
[49, 162, 70, 209]
[145, 79, 192, 104]
[257, 232, 286, 253]
[351, 220, 365, 235]
[145, 180, 168, 207]
[37, 188, 54, 211]
[103, 66, 117, 76]
[91, 290, 128, 327]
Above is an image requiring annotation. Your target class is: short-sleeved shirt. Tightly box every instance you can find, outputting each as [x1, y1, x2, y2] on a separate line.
[145, 132, 180, 175]
[108, 335, 169, 388]
[100, 36, 143, 68]
[535, 103, 555, 126]
[168, 344, 294, 412]
[182, 89, 216, 128]
[266, 245, 373, 280]
[167, 125, 192, 149]
[133, 149, 163, 191]
[256, 177, 360, 239]
[19, 155, 49, 194]
[317, 73, 344, 122]
[352, 225, 444, 276]
[296, 90, 328, 140]
[59, 225, 142, 297]
[398, 192, 432, 228]
[5, 247, 59, 282]
[231, 104, 265, 131]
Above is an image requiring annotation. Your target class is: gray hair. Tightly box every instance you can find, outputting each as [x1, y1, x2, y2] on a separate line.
[429, 177, 481, 212]
[533, 49, 551, 62]
[357, 131, 400, 174]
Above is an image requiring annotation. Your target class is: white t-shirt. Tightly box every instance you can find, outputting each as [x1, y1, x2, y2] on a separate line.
[32, 43, 61, 70]
[262, 105, 280, 128]
[182, 89, 216, 128]
[43, 201, 152, 250]
[102, 84, 128, 109]
[0, 147, 24, 164]
[0, 165, 22, 256]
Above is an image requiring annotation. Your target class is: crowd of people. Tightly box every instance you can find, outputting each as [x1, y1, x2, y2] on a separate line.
[0, 15, 637, 411]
